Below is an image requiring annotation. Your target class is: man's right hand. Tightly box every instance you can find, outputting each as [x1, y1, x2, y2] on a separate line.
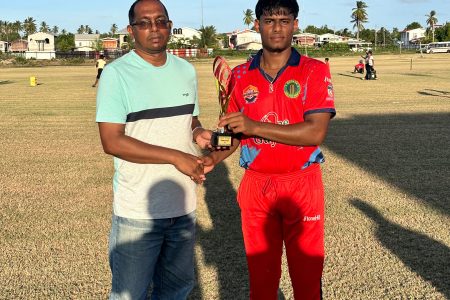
[173, 152, 205, 184]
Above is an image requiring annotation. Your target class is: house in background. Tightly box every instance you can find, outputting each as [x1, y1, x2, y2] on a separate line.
[101, 37, 119, 51]
[117, 28, 130, 49]
[317, 33, 345, 44]
[400, 28, 426, 46]
[228, 29, 261, 50]
[293, 33, 317, 46]
[74, 34, 100, 51]
[26, 32, 56, 59]
[0, 41, 8, 52]
[9, 40, 28, 53]
[172, 27, 201, 42]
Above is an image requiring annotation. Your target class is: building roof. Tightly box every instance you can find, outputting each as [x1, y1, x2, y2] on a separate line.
[74, 34, 100, 41]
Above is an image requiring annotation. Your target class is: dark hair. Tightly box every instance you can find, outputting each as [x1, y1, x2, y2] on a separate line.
[99, 54, 104, 59]
[128, 0, 169, 24]
[255, 0, 299, 19]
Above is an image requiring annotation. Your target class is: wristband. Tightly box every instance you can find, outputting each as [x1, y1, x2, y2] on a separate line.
[192, 126, 203, 142]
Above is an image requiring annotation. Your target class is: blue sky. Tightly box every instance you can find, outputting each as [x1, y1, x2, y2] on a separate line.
[1, 0, 449, 34]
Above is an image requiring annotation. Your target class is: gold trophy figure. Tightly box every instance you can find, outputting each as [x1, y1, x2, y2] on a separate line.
[211, 56, 234, 147]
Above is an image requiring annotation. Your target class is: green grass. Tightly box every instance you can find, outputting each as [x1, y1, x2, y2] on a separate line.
[0, 54, 449, 299]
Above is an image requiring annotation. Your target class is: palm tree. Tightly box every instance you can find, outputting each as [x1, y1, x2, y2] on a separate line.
[197, 25, 218, 48]
[243, 9, 255, 28]
[23, 17, 37, 37]
[426, 10, 438, 42]
[52, 25, 59, 35]
[39, 21, 50, 33]
[110, 23, 118, 36]
[77, 25, 85, 34]
[350, 1, 368, 41]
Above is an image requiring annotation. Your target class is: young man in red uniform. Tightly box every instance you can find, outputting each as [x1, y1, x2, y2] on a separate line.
[202, 0, 335, 298]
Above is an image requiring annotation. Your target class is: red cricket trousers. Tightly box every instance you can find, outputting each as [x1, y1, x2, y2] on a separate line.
[237, 164, 325, 300]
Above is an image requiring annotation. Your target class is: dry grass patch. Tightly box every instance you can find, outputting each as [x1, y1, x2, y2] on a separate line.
[0, 54, 449, 299]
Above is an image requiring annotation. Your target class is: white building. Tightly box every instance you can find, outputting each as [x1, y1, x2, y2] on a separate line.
[26, 32, 56, 59]
[317, 33, 344, 44]
[74, 34, 101, 51]
[117, 28, 130, 49]
[172, 27, 201, 40]
[0, 41, 8, 52]
[400, 28, 426, 46]
[228, 29, 262, 50]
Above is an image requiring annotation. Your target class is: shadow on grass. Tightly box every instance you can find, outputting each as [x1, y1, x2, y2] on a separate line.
[326, 113, 450, 216]
[351, 198, 450, 298]
[190, 162, 249, 299]
[337, 73, 363, 80]
[0, 80, 13, 85]
[418, 89, 450, 99]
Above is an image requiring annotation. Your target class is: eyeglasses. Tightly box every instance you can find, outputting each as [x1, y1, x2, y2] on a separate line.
[131, 19, 171, 30]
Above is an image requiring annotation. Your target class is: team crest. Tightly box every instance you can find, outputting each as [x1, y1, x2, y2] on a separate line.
[327, 84, 334, 98]
[243, 85, 259, 103]
[284, 80, 301, 99]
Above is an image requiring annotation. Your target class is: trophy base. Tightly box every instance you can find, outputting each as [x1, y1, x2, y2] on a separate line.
[211, 131, 232, 147]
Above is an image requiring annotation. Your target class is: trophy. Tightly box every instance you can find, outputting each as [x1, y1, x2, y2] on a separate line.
[211, 56, 234, 147]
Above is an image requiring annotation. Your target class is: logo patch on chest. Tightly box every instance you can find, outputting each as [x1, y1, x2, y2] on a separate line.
[243, 85, 259, 103]
[284, 80, 301, 99]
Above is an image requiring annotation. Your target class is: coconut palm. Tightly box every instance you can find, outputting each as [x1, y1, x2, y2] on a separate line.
[426, 10, 438, 42]
[23, 17, 37, 36]
[52, 26, 59, 35]
[350, 1, 368, 41]
[243, 9, 255, 28]
[39, 21, 50, 33]
[197, 25, 218, 48]
[110, 23, 118, 36]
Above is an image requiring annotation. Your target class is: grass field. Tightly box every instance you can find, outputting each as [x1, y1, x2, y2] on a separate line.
[0, 53, 449, 299]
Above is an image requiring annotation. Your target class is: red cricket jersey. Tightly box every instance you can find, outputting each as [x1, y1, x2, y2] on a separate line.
[228, 49, 336, 174]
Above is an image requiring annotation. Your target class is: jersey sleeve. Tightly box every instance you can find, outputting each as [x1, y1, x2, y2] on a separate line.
[303, 62, 336, 118]
[95, 65, 127, 124]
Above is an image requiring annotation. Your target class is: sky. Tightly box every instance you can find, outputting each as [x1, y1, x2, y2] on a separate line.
[1, 0, 449, 34]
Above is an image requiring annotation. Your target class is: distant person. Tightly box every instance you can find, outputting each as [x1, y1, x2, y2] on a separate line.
[92, 54, 106, 87]
[201, 0, 336, 298]
[353, 59, 364, 74]
[96, 0, 212, 298]
[363, 50, 376, 80]
[325, 57, 329, 65]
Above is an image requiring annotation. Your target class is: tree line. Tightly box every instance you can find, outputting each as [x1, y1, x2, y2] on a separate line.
[1, 2, 449, 52]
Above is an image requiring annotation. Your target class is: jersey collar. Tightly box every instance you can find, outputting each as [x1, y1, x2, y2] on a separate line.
[248, 47, 301, 71]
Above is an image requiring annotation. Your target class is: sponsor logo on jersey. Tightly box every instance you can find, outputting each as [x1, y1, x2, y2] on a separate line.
[254, 112, 289, 147]
[243, 85, 259, 103]
[284, 80, 301, 99]
[303, 214, 321, 222]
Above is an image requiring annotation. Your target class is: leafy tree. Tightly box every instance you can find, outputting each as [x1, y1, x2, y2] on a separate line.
[23, 17, 37, 36]
[61, 29, 67, 35]
[243, 9, 255, 28]
[350, 1, 368, 41]
[434, 22, 450, 42]
[335, 28, 353, 37]
[304, 25, 333, 35]
[55, 33, 74, 51]
[425, 10, 438, 42]
[391, 27, 400, 42]
[405, 22, 422, 30]
[39, 21, 50, 33]
[91, 39, 103, 51]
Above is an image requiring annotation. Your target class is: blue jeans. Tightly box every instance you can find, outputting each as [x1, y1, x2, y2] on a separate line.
[109, 212, 196, 300]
